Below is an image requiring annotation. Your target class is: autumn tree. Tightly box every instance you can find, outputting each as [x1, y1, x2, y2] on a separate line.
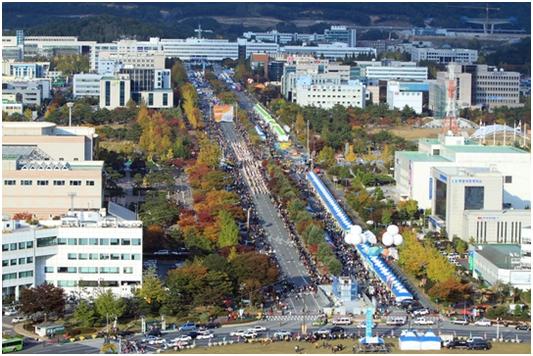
[136, 267, 167, 306]
[19, 283, 65, 320]
[218, 210, 239, 248]
[317, 146, 336, 169]
[94, 289, 126, 322]
[295, 112, 306, 142]
[197, 135, 221, 168]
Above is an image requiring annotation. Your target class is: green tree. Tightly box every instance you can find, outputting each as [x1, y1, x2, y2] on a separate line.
[136, 268, 167, 306]
[23, 108, 33, 121]
[94, 289, 126, 321]
[73, 300, 96, 327]
[52, 54, 90, 76]
[139, 192, 179, 227]
[218, 210, 239, 248]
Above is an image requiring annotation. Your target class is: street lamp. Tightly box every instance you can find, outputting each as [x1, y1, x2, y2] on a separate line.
[66, 102, 74, 127]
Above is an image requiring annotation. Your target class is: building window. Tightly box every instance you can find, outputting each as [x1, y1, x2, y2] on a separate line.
[58, 280, 77, 287]
[100, 253, 109, 260]
[464, 186, 484, 210]
[88, 238, 98, 245]
[435, 180, 447, 220]
[2, 260, 9, 267]
[123, 267, 134, 274]
[37, 180, 49, 186]
[58, 267, 77, 273]
[120, 81, 125, 106]
[10, 259, 17, 266]
[121, 239, 131, 246]
[110, 238, 119, 246]
[148, 93, 154, 106]
[2, 244, 8, 252]
[45, 267, 54, 273]
[105, 81, 111, 107]
[70, 180, 82, 186]
[86, 180, 95, 186]
[132, 238, 141, 246]
[99, 238, 110, 245]
[4, 180, 16, 185]
[26, 241, 33, 248]
[18, 242, 26, 250]
[162, 93, 168, 106]
[111, 254, 120, 260]
[18, 258, 26, 265]
[19, 271, 33, 278]
[89, 253, 99, 260]
[100, 267, 119, 274]
[67, 238, 77, 245]
[68, 253, 77, 260]
[3, 273, 17, 281]
[78, 239, 89, 246]
[78, 253, 88, 260]
[79, 267, 98, 273]
[9, 243, 17, 251]
[132, 254, 141, 260]
[504, 176, 512, 184]
[21, 180, 32, 186]
[27, 257, 33, 263]
[121, 254, 131, 260]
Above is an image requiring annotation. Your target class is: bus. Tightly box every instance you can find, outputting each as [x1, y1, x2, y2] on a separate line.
[2, 337, 23, 353]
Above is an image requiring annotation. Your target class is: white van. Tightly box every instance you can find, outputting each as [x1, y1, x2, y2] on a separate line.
[332, 317, 352, 325]
[386, 316, 407, 326]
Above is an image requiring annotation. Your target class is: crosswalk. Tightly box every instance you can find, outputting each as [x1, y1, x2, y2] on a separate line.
[265, 314, 324, 321]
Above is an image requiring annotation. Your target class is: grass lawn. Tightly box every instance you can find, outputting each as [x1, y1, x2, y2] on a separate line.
[171, 339, 531, 354]
[368, 127, 475, 141]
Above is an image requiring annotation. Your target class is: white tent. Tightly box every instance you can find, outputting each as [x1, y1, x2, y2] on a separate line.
[420, 331, 441, 350]
[398, 331, 421, 351]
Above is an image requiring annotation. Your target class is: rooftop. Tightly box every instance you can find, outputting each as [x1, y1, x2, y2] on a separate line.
[475, 244, 524, 270]
[444, 145, 528, 154]
[397, 151, 450, 162]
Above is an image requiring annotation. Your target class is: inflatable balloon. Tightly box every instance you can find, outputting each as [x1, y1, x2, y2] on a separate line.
[368, 234, 377, 245]
[387, 224, 399, 235]
[350, 225, 363, 235]
[360, 234, 368, 244]
[382, 232, 394, 246]
[352, 233, 362, 245]
[393, 234, 403, 246]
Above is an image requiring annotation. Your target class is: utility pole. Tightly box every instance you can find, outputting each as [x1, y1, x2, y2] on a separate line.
[493, 123, 496, 145]
[523, 123, 527, 147]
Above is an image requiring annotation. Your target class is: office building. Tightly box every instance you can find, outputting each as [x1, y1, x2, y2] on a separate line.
[468, 64, 521, 109]
[2, 34, 95, 60]
[242, 29, 324, 44]
[324, 26, 357, 47]
[429, 166, 530, 242]
[2, 122, 103, 219]
[394, 134, 531, 211]
[140, 89, 173, 108]
[280, 43, 376, 60]
[364, 62, 428, 82]
[386, 81, 427, 114]
[99, 74, 131, 109]
[2, 60, 50, 79]
[2, 95, 23, 116]
[292, 75, 365, 109]
[2, 79, 51, 107]
[268, 61, 285, 82]
[2, 207, 143, 300]
[471, 244, 530, 290]
[73, 73, 103, 98]
[409, 47, 478, 64]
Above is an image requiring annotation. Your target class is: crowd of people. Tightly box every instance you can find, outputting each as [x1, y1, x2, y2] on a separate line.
[194, 67, 399, 317]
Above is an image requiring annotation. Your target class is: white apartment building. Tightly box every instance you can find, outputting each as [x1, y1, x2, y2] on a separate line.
[2, 207, 143, 300]
[394, 134, 531, 211]
[73, 73, 103, 98]
[280, 43, 376, 60]
[140, 89, 174, 108]
[293, 75, 365, 109]
[409, 47, 478, 64]
[99, 74, 132, 109]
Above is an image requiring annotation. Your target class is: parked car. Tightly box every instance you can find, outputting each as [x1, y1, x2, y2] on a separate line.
[273, 330, 292, 338]
[467, 339, 491, 350]
[242, 331, 257, 339]
[446, 340, 469, 349]
[330, 326, 345, 335]
[314, 328, 331, 337]
[178, 322, 197, 332]
[4, 309, 17, 316]
[154, 249, 170, 255]
[332, 317, 352, 325]
[171, 335, 192, 343]
[412, 308, 430, 316]
[205, 322, 221, 329]
[451, 318, 469, 325]
[413, 317, 435, 325]
[147, 328, 162, 337]
[11, 316, 27, 323]
[196, 331, 214, 340]
[247, 325, 267, 333]
[515, 323, 531, 331]
[229, 329, 246, 337]
[474, 319, 492, 326]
